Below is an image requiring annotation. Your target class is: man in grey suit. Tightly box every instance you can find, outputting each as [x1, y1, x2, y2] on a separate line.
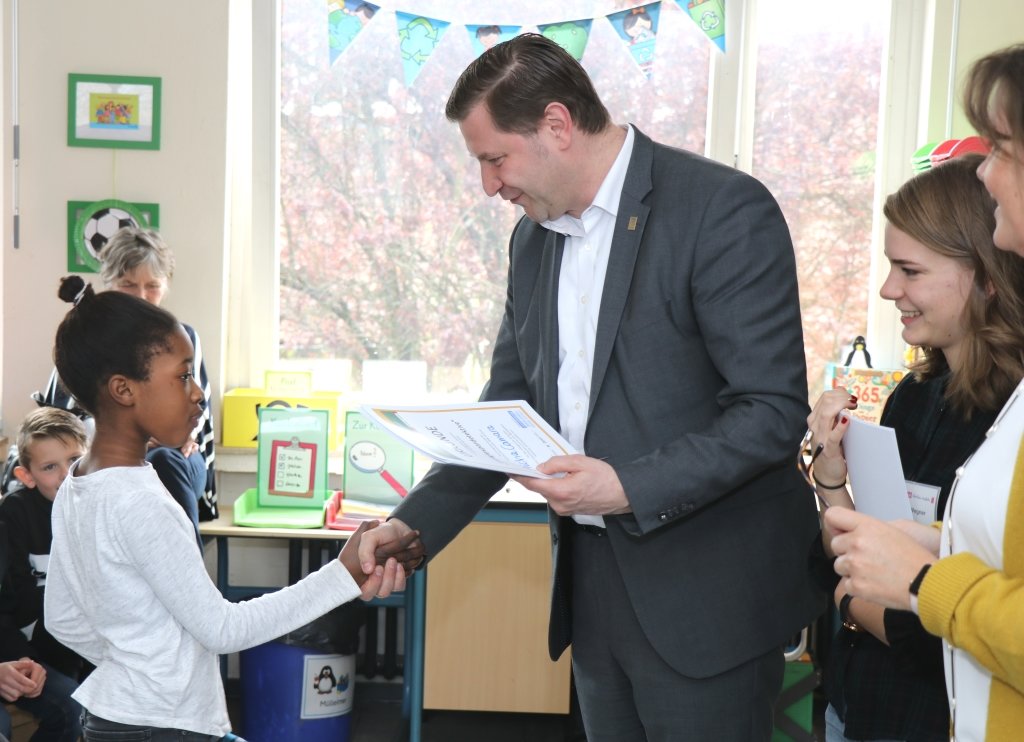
[360, 33, 823, 740]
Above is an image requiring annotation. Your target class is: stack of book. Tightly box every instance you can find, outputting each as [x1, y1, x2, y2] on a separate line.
[324, 491, 395, 533]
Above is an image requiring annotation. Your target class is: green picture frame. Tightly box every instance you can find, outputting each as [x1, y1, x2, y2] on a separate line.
[67, 73, 161, 150]
[66, 199, 159, 273]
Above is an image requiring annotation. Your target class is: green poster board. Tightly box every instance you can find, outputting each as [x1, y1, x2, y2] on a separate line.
[343, 410, 414, 505]
[233, 406, 330, 528]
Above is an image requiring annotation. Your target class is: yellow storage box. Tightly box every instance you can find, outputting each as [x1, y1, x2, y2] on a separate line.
[221, 388, 345, 450]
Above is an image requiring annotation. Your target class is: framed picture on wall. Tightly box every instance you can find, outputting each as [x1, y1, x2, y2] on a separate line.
[67, 73, 162, 149]
[66, 199, 160, 273]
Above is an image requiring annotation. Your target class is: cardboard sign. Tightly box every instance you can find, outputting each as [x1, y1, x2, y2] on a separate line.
[264, 370, 313, 396]
[824, 363, 906, 425]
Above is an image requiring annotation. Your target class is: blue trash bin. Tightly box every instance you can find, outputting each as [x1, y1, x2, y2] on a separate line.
[240, 602, 363, 742]
[240, 641, 355, 742]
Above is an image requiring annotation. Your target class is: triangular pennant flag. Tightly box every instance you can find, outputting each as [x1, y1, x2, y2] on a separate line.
[679, 0, 725, 52]
[537, 19, 593, 61]
[606, 2, 662, 79]
[328, 1, 379, 65]
[395, 12, 450, 86]
[466, 24, 521, 58]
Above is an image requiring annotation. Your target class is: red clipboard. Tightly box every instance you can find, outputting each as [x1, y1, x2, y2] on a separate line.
[268, 438, 317, 498]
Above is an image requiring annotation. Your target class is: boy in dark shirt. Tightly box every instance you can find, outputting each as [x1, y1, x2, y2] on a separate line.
[0, 407, 87, 740]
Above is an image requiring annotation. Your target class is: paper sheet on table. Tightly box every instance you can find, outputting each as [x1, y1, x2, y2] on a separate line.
[359, 400, 576, 478]
[841, 412, 914, 521]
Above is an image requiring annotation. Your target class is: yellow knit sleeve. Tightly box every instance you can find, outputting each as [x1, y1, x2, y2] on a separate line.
[919, 552, 1024, 693]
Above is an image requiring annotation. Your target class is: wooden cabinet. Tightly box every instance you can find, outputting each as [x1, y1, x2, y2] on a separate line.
[424, 519, 572, 714]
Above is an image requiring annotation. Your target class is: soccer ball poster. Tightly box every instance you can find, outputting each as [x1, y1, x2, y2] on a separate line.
[66, 199, 159, 272]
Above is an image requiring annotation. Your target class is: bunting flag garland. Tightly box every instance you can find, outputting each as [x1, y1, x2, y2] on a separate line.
[680, 0, 725, 52]
[395, 12, 450, 85]
[607, 2, 662, 79]
[537, 19, 593, 61]
[326, 2, 726, 85]
[328, 1, 380, 64]
[466, 24, 521, 58]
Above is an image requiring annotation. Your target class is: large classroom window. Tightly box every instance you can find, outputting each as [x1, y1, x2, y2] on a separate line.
[750, 0, 885, 391]
[272, 0, 889, 400]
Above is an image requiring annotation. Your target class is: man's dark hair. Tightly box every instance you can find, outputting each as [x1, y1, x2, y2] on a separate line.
[54, 275, 181, 415]
[445, 32, 611, 136]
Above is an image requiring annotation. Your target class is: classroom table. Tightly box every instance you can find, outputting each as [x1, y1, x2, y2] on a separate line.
[199, 506, 425, 742]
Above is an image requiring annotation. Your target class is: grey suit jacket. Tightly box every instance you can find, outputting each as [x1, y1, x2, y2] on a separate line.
[390, 128, 824, 678]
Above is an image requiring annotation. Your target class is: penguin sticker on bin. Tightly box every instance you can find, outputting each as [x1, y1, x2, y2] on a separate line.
[301, 652, 355, 718]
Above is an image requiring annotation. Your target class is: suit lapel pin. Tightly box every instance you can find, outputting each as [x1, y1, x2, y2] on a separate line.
[627, 216, 638, 231]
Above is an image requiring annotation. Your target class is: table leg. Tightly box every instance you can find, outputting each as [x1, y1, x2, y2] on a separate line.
[217, 536, 229, 681]
[406, 568, 425, 742]
[287, 540, 302, 584]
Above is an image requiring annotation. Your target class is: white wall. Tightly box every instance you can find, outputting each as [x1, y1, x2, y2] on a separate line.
[926, 0, 1024, 140]
[0, 0, 235, 438]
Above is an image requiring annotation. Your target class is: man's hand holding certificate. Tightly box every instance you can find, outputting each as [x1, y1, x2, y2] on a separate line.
[516, 454, 632, 516]
[359, 400, 577, 478]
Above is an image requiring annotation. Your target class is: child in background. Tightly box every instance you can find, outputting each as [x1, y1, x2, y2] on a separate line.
[43, 275, 422, 741]
[0, 408, 89, 679]
[0, 512, 81, 742]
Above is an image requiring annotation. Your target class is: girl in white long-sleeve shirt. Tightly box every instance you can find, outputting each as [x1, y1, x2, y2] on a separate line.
[43, 275, 421, 741]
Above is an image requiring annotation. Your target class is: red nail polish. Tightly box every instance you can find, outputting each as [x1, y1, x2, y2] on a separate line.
[841, 417, 849, 425]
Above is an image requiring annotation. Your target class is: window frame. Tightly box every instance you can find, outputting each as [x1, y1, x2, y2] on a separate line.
[230, 0, 952, 389]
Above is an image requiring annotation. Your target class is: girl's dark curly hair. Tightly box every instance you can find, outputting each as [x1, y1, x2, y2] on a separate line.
[54, 275, 181, 415]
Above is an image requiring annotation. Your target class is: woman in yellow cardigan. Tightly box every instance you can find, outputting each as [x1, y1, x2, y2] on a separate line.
[828, 44, 1024, 742]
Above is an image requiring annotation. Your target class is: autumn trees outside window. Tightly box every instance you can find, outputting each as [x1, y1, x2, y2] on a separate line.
[279, 0, 884, 400]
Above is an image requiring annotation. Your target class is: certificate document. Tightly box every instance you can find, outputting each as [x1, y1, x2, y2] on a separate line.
[359, 400, 577, 478]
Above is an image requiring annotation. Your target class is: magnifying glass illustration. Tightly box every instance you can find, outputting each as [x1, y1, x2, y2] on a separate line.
[348, 440, 408, 497]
